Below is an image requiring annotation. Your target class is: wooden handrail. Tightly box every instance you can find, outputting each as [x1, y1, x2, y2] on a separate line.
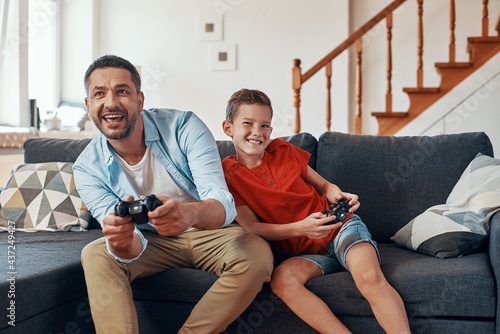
[301, 0, 407, 83]
[293, 0, 407, 133]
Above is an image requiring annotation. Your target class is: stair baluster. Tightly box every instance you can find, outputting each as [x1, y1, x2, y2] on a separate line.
[483, 0, 489, 37]
[450, 0, 456, 63]
[293, 59, 302, 134]
[386, 12, 394, 113]
[355, 39, 363, 135]
[417, 0, 424, 88]
[326, 62, 332, 131]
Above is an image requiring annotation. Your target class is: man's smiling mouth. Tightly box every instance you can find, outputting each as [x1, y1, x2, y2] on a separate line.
[103, 114, 125, 123]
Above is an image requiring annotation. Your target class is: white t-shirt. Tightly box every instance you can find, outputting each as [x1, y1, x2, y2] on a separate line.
[114, 147, 197, 204]
[114, 147, 197, 233]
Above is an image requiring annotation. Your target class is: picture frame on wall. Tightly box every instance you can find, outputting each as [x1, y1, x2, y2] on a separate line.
[197, 15, 222, 42]
[210, 42, 237, 71]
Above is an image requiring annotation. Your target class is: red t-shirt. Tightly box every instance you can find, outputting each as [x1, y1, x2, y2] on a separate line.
[222, 138, 343, 257]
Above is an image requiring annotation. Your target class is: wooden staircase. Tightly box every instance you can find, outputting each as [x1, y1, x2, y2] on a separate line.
[373, 36, 500, 135]
[292, 0, 500, 136]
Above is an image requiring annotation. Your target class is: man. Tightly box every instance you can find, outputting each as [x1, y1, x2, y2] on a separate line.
[73, 55, 273, 334]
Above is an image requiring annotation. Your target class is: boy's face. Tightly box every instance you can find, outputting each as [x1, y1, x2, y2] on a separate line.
[223, 103, 273, 164]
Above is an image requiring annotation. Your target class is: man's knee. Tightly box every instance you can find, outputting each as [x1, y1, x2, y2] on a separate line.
[81, 237, 108, 269]
[233, 233, 274, 280]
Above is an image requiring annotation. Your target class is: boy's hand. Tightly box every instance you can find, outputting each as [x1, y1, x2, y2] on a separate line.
[299, 212, 342, 239]
[333, 192, 360, 213]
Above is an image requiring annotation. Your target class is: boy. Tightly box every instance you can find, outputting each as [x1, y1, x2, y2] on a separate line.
[221, 89, 411, 333]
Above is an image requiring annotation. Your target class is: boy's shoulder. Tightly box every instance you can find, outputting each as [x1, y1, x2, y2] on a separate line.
[266, 138, 290, 152]
[222, 155, 238, 171]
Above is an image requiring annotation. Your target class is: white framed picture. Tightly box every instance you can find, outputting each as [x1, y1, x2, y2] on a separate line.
[210, 43, 237, 71]
[196, 15, 222, 42]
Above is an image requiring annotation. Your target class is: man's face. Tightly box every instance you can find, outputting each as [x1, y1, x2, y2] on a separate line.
[85, 67, 144, 140]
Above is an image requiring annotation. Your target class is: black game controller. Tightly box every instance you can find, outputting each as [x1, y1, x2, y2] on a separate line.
[322, 198, 352, 225]
[114, 195, 163, 225]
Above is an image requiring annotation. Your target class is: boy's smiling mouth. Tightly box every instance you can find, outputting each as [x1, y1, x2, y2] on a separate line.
[247, 139, 263, 144]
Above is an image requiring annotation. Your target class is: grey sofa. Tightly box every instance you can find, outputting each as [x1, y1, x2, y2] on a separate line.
[0, 131, 498, 334]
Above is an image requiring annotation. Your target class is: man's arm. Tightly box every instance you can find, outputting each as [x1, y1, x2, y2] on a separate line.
[103, 195, 144, 259]
[73, 164, 147, 261]
[149, 197, 226, 236]
[235, 205, 339, 241]
[177, 111, 237, 227]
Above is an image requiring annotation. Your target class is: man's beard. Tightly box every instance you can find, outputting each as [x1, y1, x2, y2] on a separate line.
[92, 107, 139, 140]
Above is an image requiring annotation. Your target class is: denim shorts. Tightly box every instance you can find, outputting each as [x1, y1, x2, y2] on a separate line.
[294, 215, 380, 275]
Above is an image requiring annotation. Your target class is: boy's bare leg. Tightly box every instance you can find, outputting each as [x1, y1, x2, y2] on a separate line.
[345, 243, 411, 334]
[270, 258, 351, 334]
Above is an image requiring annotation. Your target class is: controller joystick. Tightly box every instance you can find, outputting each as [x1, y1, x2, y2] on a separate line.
[114, 195, 163, 225]
[322, 198, 352, 225]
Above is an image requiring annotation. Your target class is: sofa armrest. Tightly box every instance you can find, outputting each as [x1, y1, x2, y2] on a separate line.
[489, 211, 500, 334]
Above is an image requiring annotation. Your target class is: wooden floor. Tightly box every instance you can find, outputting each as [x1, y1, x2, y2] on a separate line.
[0, 153, 24, 187]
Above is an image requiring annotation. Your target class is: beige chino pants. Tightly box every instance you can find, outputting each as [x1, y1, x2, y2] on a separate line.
[81, 224, 273, 334]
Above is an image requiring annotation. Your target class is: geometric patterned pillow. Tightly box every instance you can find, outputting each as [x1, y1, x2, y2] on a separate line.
[391, 153, 500, 258]
[0, 162, 90, 232]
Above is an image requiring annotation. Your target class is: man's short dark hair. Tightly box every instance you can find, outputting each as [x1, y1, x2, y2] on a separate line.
[226, 89, 273, 122]
[84, 55, 141, 96]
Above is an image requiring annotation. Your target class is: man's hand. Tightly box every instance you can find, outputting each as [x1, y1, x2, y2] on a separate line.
[148, 196, 192, 236]
[298, 212, 342, 239]
[102, 195, 142, 259]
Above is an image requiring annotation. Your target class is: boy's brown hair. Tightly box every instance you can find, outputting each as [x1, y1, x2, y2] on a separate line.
[225, 89, 273, 122]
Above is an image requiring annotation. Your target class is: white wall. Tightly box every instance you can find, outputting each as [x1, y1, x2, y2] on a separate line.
[59, 0, 349, 140]
[57, 0, 499, 142]
[60, 0, 95, 103]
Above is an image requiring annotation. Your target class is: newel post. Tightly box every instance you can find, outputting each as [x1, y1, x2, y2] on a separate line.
[293, 59, 302, 134]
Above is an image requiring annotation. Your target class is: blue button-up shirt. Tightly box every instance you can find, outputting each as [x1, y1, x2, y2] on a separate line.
[73, 108, 236, 261]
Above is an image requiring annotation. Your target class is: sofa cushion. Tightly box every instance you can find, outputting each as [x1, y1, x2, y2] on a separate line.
[0, 229, 103, 329]
[24, 137, 92, 163]
[392, 153, 500, 258]
[315, 132, 494, 242]
[0, 162, 91, 231]
[307, 244, 495, 319]
[130, 243, 495, 321]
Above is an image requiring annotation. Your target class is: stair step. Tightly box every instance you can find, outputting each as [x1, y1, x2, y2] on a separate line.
[468, 36, 500, 43]
[402, 87, 440, 94]
[435, 62, 472, 69]
[467, 36, 500, 55]
[371, 111, 407, 118]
